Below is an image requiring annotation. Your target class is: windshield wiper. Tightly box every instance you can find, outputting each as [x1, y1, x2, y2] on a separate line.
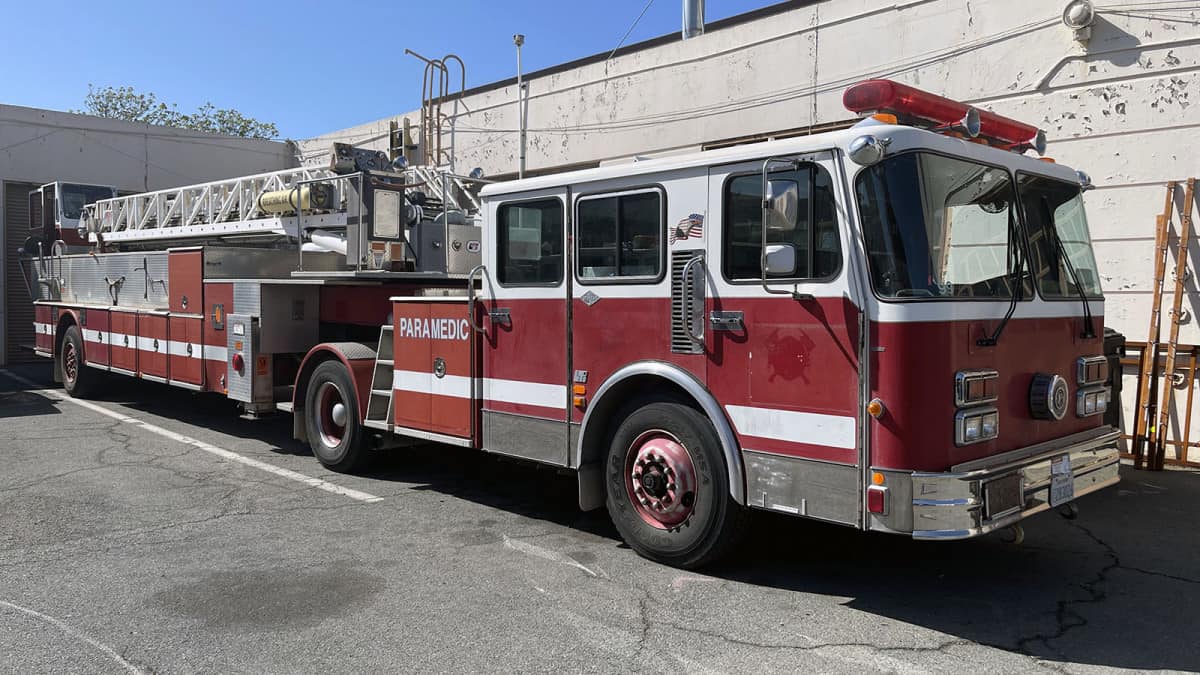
[977, 212, 1024, 347]
[1043, 196, 1096, 339]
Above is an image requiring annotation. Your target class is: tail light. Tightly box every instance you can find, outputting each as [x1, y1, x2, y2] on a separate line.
[843, 79, 1046, 154]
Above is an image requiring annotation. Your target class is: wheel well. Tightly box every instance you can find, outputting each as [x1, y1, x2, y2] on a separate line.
[54, 312, 77, 354]
[576, 374, 706, 511]
[52, 311, 78, 382]
[292, 350, 339, 441]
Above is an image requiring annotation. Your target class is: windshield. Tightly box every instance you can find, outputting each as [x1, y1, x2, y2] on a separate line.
[1017, 174, 1103, 299]
[60, 184, 115, 219]
[855, 152, 1029, 300]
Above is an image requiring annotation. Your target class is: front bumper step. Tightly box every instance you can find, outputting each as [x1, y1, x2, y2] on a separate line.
[909, 427, 1121, 540]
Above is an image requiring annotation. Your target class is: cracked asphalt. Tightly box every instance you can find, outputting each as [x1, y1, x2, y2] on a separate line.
[1, 363, 1198, 674]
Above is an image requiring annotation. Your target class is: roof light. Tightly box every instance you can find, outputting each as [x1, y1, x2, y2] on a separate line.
[842, 79, 1047, 155]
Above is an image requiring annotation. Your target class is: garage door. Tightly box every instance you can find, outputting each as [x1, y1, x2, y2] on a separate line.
[4, 181, 38, 365]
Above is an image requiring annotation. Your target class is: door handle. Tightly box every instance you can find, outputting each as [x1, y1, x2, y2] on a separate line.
[488, 308, 511, 326]
[710, 310, 744, 331]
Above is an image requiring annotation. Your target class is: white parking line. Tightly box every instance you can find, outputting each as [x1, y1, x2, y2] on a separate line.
[0, 599, 146, 675]
[0, 370, 383, 504]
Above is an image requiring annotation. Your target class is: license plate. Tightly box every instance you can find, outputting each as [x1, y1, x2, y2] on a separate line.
[984, 474, 1022, 519]
[1049, 454, 1073, 507]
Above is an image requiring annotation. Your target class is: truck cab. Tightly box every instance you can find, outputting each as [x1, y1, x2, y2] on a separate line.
[27, 182, 117, 252]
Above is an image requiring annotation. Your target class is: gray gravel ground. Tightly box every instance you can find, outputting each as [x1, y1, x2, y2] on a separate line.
[0, 363, 1197, 674]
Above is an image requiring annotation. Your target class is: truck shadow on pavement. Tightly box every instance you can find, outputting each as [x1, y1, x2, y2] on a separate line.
[7, 364, 1197, 672]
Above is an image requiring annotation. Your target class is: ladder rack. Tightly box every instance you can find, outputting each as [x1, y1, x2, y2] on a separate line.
[86, 165, 344, 244]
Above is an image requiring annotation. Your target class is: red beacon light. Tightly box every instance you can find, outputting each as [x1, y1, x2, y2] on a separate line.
[843, 79, 1046, 155]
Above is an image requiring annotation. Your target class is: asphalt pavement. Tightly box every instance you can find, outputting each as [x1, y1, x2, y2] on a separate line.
[0, 363, 1197, 674]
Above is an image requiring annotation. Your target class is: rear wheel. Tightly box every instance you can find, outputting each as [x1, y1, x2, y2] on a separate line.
[605, 401, 747, 569]
[59, 325, 98, 397]
[304, 360, 370, 472]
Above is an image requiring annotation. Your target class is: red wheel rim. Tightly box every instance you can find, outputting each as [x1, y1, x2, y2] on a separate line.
[315, 382, 347, 448]
[625, 430, 698, 530]
[63, 341, 78, 385]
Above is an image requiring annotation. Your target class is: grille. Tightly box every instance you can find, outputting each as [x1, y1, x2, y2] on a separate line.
[671, 250, 705, 354]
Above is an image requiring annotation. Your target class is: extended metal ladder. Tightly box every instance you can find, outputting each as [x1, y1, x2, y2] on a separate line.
[85, 166, 344, 244]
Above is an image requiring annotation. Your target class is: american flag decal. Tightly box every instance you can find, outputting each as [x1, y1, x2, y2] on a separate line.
[670, 213, 705, 244]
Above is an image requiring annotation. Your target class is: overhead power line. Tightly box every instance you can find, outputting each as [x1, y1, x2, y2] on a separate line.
[608, 0, 657, 61]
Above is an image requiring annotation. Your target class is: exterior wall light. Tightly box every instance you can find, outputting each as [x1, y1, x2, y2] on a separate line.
[1063, 0, 1096, 43]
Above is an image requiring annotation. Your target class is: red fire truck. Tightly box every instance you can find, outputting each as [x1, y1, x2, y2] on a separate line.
[20, 80, 1119, 568]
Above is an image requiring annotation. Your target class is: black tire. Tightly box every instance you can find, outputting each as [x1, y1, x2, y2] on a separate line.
[605, 401, 747, 569]
[304, 360, 370, 472]
[60, 325, 98, 397]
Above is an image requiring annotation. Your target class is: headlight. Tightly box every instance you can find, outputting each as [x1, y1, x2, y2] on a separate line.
[1076, 386, 1109, 418]
[956, 407, 999, 446]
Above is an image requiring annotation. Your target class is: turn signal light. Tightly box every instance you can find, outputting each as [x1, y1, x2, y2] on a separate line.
[867, 398, 885, 418]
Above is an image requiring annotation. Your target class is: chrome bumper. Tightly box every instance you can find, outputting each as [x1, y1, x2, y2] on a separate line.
[909, 427, 1121, 540]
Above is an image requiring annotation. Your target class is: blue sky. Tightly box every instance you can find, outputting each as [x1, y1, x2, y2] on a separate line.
[1, 0, 773, 140]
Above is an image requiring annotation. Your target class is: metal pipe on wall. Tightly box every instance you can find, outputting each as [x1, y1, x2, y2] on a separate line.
[514, 34, 527, 179]
[683, 0, 705, 39]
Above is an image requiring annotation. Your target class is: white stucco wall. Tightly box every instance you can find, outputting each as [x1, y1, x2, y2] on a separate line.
[0, 105, 296, 364]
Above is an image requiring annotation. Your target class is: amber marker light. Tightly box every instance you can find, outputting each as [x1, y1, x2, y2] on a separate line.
[867, 398, 885, 418]
[872, 471, 886, 486]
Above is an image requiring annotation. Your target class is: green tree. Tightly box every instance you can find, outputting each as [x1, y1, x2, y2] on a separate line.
[77, 85, 279, 140]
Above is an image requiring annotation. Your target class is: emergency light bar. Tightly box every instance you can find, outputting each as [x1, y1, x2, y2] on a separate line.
[843, 79, 1046, 155]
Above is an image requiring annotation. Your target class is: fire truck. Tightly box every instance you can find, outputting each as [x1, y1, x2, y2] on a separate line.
[20, 80, 1120, 568]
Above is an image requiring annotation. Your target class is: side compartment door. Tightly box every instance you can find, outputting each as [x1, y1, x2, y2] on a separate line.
[81, 309, 110, 369]
[110, 310, 138, 374]
[481, 188, 571, 465]
[138, 311, 170, 381]
[705, 151, 864, 523]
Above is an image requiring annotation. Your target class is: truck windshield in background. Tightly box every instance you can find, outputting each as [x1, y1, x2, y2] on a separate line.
[60, 184, 116, 219]
[1017, 173, 1103, 299]
[855, 152, 1028, 300]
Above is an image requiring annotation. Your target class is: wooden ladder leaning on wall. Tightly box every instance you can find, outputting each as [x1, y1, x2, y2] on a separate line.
[1132, 178, 1198, 470]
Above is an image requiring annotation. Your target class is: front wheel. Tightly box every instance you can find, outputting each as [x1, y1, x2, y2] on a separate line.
[304, 360, 370, 472]
[605, 401, 747, 569]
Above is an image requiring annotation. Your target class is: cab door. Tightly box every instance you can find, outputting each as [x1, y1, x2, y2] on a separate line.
[480, 188, 571, 465]
[705, 151, 864, 523]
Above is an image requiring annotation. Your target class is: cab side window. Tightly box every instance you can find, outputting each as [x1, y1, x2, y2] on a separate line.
[497, 198, 564, 285]
[576, 189, 663, 282]
[722, 164, 841, 281]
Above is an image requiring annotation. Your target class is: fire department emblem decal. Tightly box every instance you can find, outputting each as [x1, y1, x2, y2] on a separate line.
[670, 213, 704, 244]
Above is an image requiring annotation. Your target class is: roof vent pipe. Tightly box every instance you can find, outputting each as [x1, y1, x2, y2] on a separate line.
[683, 0, 704, 39]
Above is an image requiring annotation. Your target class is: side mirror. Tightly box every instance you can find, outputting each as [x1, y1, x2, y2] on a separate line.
[764, 179, 800, 232]
[764, 243, 797, 276]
